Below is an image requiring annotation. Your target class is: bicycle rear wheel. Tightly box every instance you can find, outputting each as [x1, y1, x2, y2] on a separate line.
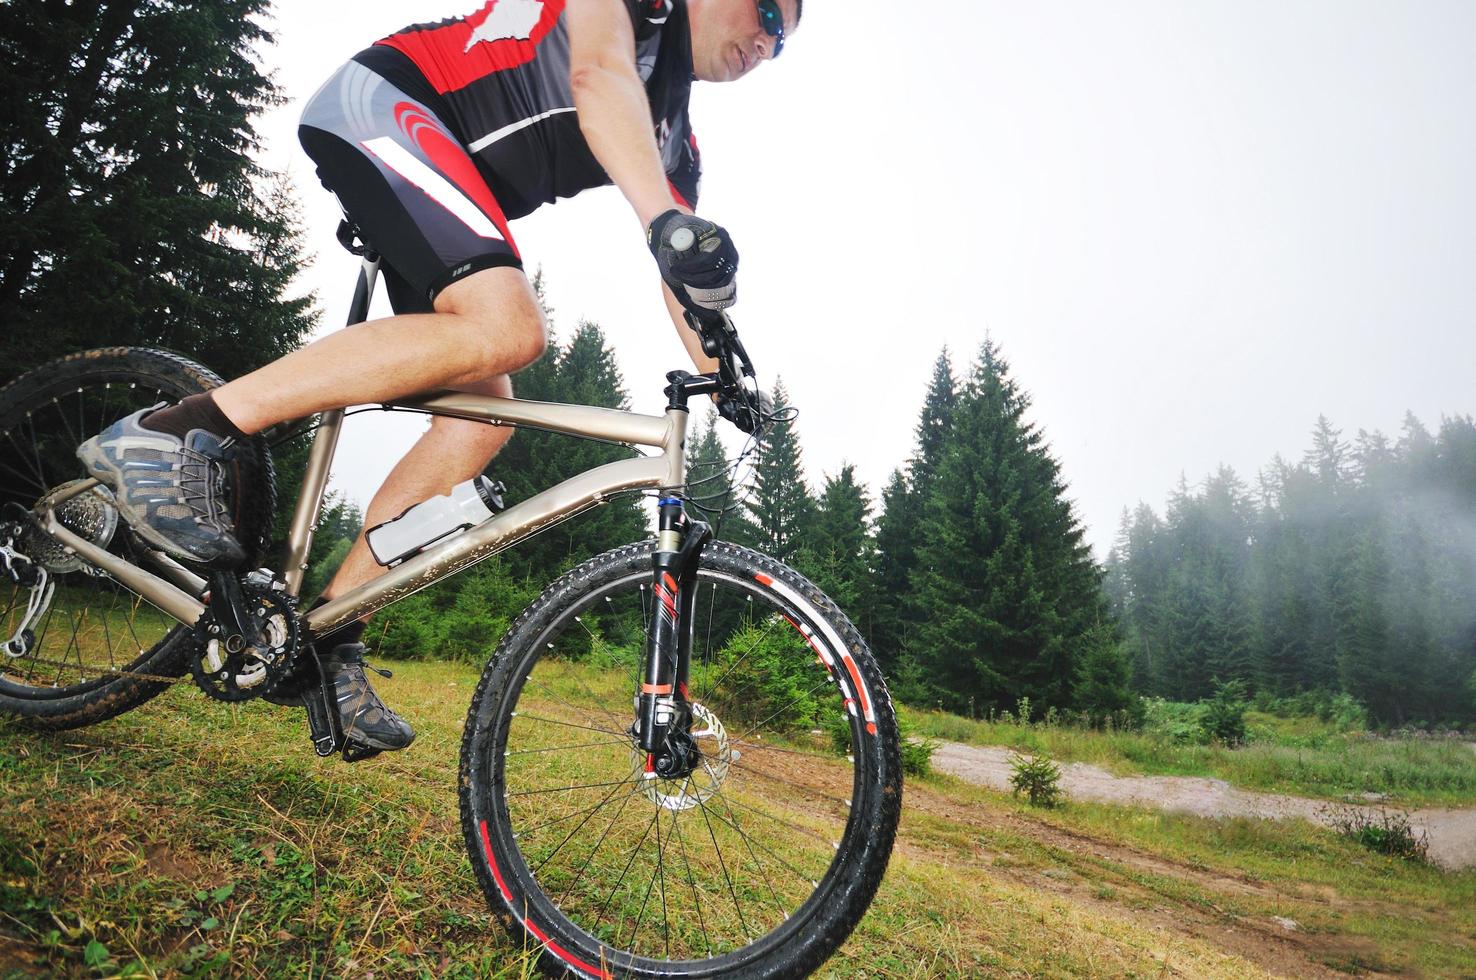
[0, 348, 275, 729]
[460, 540, 901, 978]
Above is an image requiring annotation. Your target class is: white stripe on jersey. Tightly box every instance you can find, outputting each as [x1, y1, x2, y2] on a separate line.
[466, 106, 578, 154]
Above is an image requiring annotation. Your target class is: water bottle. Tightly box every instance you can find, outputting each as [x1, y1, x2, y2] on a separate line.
[366, 476, 506, 566]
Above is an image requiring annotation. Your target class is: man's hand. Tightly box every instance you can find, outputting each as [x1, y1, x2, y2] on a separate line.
[647, 210, 739, 316]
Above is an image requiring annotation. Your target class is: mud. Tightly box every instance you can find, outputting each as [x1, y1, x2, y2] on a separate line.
[931, 741, 1476, 870]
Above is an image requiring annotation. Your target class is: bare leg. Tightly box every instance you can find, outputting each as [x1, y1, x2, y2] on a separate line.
[212, 267, 546, 435]
[320, 374, 516, 604]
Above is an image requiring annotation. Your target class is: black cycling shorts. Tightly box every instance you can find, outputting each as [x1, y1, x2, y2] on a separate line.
[299, 52, 523, 315]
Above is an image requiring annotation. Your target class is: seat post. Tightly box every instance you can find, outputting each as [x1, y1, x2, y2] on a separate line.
[347, 255, 382, 327]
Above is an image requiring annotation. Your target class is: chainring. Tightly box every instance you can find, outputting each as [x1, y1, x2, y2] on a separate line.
[192, 584, 302, 703]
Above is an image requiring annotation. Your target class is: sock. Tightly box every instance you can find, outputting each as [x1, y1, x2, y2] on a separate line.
[141, 392, 250, 442]
[308, 596, 368, 651]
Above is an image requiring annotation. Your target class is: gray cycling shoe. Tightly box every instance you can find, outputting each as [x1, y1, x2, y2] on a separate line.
[323, 643, 415, 753]
[76, 404, 245, 569]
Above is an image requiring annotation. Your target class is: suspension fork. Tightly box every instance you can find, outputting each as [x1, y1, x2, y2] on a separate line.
[636, 497, 713, 755]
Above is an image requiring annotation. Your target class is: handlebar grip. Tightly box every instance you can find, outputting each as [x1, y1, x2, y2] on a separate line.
[670, 227, 697, 253]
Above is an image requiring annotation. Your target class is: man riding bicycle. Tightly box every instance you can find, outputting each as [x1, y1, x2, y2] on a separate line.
[75, 0, 798, 759]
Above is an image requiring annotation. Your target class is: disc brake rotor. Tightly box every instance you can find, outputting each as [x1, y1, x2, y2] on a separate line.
[636, 701, 735, 811]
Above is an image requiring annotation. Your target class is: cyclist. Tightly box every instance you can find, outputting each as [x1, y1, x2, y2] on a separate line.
[75, 0, 799, 758]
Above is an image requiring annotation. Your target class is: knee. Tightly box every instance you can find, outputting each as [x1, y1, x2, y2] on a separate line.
[501, 309, 548, 371]
[462, 305, 545, 378]
[439, 276, 548, 376]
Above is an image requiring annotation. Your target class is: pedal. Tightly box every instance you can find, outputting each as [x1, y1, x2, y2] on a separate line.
[296, 659, 384, 763]
[341, 741, 384, 764]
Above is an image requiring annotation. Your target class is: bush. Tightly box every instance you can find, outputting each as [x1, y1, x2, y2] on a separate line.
[1323, 806, 1430, 863]
[1201, 679, 1248, 746]
[1142, 698, 1209, 745]
[712, 616, 825, 733]
[1319, 693, 1369, 732]
[1009, 752, 1063, 808]
[899, 717, 938, 777]
[829, 712, 936, 777]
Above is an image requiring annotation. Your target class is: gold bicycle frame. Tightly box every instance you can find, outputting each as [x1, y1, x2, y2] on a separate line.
[35, 256, 691, 639]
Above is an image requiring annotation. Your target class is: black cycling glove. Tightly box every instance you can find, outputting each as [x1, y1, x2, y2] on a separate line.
[647, 210, 739, 317]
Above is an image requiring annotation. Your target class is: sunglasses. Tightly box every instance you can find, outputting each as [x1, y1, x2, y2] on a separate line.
[756, 0, 786, 58]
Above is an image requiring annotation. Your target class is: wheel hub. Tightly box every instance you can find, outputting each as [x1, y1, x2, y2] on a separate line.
[636, 701, 735, 811]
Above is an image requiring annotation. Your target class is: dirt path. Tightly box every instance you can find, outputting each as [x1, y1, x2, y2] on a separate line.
[931, 741, 1476, 870]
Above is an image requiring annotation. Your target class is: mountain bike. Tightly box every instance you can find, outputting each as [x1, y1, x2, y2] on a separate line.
[0, 234, 903, 978]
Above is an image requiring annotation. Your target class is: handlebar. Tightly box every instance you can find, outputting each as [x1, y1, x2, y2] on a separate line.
[668, 310, 766, 434]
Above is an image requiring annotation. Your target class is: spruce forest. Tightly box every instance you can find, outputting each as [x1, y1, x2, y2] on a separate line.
[2, 0, 1472, 732]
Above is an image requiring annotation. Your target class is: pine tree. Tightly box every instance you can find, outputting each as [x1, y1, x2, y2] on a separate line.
[911, 339, 1121, 714]
[1117, 409, 1476, 725]
[0, 1, 316, 374]
[744, 379, 814, 563]
[872, 349, 956, 670]
[871, 469, 916, 668]
[806, 464, 878, 629]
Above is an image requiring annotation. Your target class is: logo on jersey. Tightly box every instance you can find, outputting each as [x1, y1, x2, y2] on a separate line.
[465, 0, 545, 52]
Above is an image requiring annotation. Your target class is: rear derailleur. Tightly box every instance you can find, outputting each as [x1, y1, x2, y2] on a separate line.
[0, 520, 52, 659]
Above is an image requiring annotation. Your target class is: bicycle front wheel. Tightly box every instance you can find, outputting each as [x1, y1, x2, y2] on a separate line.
[460, 540, 901, 978]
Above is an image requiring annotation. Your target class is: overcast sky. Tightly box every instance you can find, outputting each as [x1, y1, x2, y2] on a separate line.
[253, 1, 1476, 557]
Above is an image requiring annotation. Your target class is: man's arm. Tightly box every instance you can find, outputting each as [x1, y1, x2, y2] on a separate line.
[567, 0, 719, 372]
[567, 0, 683, 227]
[663, 283, 720, 374]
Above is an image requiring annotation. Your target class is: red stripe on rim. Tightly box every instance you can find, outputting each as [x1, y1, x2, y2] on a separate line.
[479, 820, 513, 902]
[782, 614, 827, 662]
[842, 656, 872, 719]
[755, 573, 774, 586]
[481, 819, 613, 978]
[524, 918, 614, 979]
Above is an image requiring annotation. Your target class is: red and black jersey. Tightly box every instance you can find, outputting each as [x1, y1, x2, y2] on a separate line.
[355, 0, 702, 221]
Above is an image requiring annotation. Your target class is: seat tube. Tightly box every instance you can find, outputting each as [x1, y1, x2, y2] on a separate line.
[283, 256, 380, 596]
[636, 498, 687, 755]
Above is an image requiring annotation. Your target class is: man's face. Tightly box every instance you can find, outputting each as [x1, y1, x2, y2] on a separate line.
[689, 0, 801, 83]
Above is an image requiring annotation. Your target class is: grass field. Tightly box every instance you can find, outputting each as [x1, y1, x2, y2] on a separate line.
[3, 658, 1475, 978]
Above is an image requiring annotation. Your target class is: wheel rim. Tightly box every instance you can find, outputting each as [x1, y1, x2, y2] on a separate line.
[0, 375, 195, 697]
[485, 564, 872, 970]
